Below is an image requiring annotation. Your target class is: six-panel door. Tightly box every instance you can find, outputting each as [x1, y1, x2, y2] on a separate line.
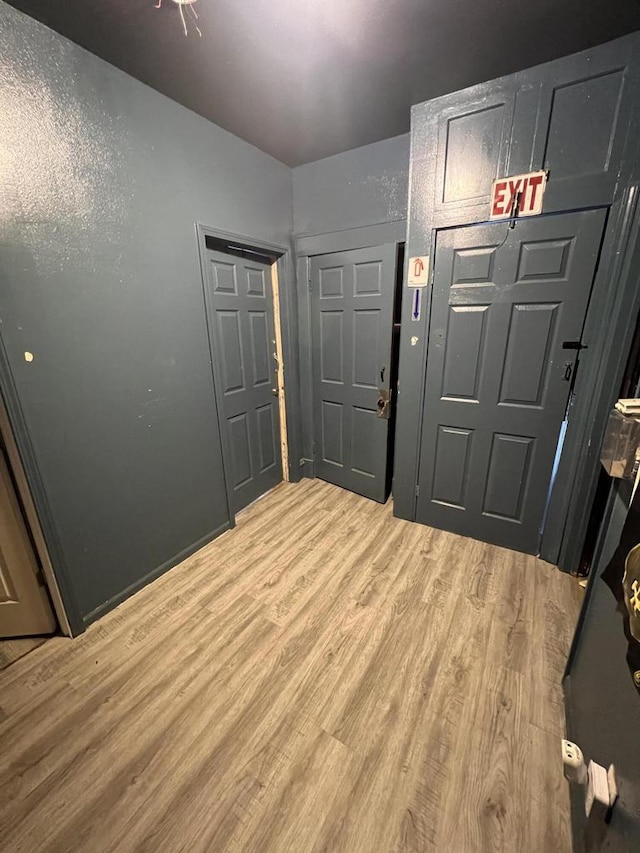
[416, 209, 607, 553]
[205, 250, 282, 514]
[310, 245, 397, 502]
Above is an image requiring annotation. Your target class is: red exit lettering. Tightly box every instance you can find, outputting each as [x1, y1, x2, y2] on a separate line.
[490, 171, 547, 220]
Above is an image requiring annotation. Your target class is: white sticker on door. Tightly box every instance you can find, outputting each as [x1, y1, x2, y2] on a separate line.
[408, 256, 429, 286]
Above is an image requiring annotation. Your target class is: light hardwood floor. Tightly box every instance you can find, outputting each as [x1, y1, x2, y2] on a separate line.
[0, 636, 48, 671]
[0, 480, 583, 852]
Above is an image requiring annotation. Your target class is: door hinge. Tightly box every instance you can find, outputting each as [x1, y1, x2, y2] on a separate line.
[415, 484, 420, 498]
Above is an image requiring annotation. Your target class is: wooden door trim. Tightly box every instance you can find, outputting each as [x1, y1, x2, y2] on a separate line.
[0, 399, 68, 636]
[270, 263, 289, 481]
[0, 447, 56, 636]
[0, 345, 83, 635]
[295, 220, 406, 257]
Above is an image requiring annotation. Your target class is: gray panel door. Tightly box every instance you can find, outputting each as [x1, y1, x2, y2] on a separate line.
[416, 209, 606, 553]
[310, 244, 397, 502]
[205, 250, 282, 514]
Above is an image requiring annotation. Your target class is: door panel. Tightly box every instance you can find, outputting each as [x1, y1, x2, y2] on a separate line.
[311, 245, 397, 502]
[416, 209, 606, 553]
[206, 250, 282, 514]
[434, 89, 515, 217]
[0, 447, 56, 638]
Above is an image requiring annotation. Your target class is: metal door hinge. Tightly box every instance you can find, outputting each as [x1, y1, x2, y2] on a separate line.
[415, 485, 420, 498]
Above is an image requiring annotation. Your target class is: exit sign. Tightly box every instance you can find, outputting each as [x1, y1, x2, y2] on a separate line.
[490, 170, 548, 220]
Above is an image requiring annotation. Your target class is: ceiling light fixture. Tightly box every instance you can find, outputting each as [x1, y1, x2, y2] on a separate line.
[155, 0, 202, 38]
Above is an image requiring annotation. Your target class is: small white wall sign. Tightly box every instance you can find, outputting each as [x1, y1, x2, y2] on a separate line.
[408, 255, 429, 286]
[490, 170, 548, 220]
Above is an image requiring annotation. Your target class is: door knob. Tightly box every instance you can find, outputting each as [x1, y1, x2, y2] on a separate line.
[272, 388, 279, 397]
[377, 389, 391, 419]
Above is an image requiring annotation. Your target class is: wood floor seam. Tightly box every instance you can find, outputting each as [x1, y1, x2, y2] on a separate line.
[0, 479, 582, 853]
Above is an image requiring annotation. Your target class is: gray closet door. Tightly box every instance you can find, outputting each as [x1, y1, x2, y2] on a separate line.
[310, 244, 397, 502]
[205, 250, 282, 514]
[416, 209, 606, 553]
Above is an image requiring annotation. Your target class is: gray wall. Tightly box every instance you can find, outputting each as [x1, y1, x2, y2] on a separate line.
[0, 1, 293, 628]
[292, 134, 410, 235]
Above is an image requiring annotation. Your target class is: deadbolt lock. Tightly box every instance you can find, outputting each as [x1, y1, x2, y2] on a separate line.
[377, 389, 391, 420]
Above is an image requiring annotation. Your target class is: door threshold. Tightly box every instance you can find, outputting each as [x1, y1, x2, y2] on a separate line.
[235, 482, 288, 520]
[0, 635, 51, 671]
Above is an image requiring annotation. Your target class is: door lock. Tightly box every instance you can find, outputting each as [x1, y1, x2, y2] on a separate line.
[272, 388, 279, 397]
[377, 389, 391, 419]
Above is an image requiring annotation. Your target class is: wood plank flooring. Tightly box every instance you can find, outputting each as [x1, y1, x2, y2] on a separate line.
[0, 636, 48, 671]
[0, 480, 583, 852]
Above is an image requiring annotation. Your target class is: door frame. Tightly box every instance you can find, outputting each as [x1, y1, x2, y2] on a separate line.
[0, 357, 78, 634]
[294, 220, 407, 478]
[411, 190, 640, 569]
[195, 224, 300, 525]
[549, 187, 640, 568]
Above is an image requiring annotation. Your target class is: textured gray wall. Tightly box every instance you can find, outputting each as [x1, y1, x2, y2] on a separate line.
[292, 134, 410, 235]
[0, 1, 293, 624]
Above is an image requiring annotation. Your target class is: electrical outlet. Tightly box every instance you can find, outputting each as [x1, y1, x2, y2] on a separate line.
[561, 740, 618, 824]
[562, 739, 587, 785]
[586, 760, 610, 819]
